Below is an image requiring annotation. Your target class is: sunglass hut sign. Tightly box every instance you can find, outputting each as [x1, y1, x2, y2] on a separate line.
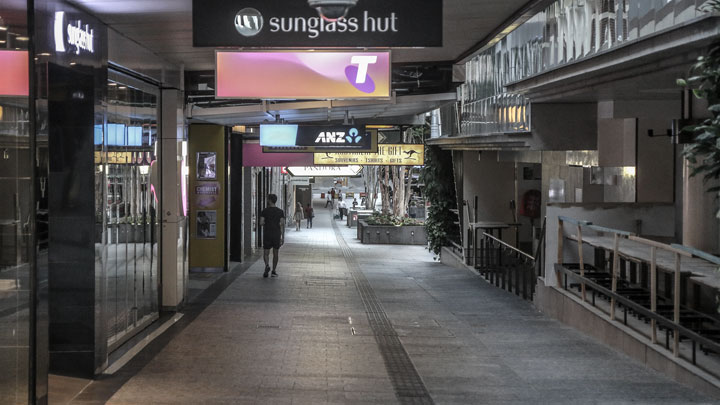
[193, 0, 442, 47]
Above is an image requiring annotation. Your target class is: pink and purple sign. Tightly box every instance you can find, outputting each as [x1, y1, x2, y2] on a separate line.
[0, 51, 29, 97]
[242, 143, 313, 167]
[216, 51, 391, 100]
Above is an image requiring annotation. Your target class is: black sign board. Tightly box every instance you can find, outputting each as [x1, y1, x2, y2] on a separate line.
[260, 125, 377, 153]
[193, 0, 442, 47]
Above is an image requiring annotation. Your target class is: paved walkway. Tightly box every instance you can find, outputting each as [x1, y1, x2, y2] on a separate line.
[102, 205, 712, 404]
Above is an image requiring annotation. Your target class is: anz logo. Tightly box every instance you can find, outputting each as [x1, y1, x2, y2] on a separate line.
[314, 128, 363, 144]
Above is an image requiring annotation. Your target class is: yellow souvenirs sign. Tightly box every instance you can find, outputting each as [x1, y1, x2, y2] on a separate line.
[313, 144, 424, 166]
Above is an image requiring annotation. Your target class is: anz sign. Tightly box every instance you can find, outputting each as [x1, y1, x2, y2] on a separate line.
[314, 128, 363, 144]
[260, 124, 374, 153]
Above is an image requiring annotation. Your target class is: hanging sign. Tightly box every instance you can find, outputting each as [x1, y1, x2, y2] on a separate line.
[216, 51, 390, 99]
[54, 11, 96, 55]
[314, 144, 424, 165]
[260, 124, 377, 153]
[193, 0, 442, 47]
[287, 166, 364, 177]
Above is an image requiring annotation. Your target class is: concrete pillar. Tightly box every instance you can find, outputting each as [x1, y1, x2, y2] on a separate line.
[160, 89, 188, 310]
[682, 159, 720, 254]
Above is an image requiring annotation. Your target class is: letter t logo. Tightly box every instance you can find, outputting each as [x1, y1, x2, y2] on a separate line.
[350, 56, 378, 84]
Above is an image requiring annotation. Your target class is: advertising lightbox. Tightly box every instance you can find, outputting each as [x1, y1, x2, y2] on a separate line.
[260, 124, 377, 153]
[0, 51, 29, 97]
[194, 0, 442, 48]
[314, 144, 425, 166]
[216, 51, 391, 99]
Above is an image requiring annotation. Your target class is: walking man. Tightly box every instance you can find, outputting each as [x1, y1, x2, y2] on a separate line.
[337, 198, 347, 220]
[260, 194, 285, 278]
[305, 203, 314, 229]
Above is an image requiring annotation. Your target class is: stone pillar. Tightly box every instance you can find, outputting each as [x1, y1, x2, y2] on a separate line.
[682, 158, 720, 254]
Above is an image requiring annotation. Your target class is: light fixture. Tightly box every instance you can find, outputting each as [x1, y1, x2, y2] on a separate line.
[108, 82, 117, 86]
[0, 26, 7, 32]
[16, 36, 29, 41]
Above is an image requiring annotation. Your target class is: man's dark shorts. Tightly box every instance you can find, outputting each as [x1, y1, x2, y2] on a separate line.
[263, 235, 282, 250]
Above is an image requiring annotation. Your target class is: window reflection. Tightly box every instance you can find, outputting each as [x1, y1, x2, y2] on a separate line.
[99, 73, 160, 350]
[460, 0, 702, 136]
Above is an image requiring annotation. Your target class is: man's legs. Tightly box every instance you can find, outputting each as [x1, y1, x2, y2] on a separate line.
[263, 249, 271, 277]
[271, 247, 280, 276]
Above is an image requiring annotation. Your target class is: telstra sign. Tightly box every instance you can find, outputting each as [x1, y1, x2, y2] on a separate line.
[215, 50, 391, 99]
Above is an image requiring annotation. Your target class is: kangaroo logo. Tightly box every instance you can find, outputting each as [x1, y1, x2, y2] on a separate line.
[345, 128, 363, 144]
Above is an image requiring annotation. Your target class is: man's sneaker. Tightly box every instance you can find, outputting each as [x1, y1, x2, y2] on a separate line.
[271, 270, 278, 277]
[263, 266, 270, 278]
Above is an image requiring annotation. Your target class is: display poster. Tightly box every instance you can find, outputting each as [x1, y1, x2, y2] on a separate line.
[196, 210, 217, 239]
[314, 144, 424, 165]
[197, 152, 217, 180]
[195, 181, 221, 209]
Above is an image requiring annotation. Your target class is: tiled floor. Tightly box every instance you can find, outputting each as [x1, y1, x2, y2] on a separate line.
[79, 205, 713, 404]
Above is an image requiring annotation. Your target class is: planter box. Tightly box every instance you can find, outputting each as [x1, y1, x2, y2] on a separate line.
[358, 220, 427, 245]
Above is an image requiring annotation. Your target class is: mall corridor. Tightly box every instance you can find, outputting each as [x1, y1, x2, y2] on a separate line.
[58, 205, 709, 405]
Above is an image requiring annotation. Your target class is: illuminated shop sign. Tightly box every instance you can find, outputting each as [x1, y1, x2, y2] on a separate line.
[314, 144, 425, 166]
[286, 166, 363, 177]
[193, 0, 442, 47]
[0, 51, 29, 97]
[216, 51, 390, 99]
[260, 124, 377, 153]
[54, 11, 95, 55]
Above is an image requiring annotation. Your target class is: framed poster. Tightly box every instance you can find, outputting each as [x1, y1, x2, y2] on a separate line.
[196, 210, 217, 239]
[197, 152, 217, 180]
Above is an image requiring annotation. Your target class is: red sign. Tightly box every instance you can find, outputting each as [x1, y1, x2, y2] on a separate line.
[0, 51, 29, 97]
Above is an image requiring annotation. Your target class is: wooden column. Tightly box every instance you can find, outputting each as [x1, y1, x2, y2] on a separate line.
[556, 218, 564, 286]
[610, 233, 620, 320]
[650, 246, 657, 344]
[577, 225, 586, 302]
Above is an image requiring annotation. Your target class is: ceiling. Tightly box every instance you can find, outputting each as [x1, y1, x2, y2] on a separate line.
[69, 0, 530, 71]
[189, 92, 458, 126]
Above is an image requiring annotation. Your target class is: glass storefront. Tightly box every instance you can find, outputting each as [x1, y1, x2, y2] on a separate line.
[0, 1, 32, 403]
[101, 70, 160, 351]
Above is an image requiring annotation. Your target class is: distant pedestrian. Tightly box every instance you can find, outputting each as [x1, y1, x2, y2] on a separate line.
[352, 198, 358, 209]
[338, 198, 347, 220]
[294, 202, 304, 231]
[325, 192, 332, 208]
[260, 194, 285, 278]
[305, 204, 314, 229]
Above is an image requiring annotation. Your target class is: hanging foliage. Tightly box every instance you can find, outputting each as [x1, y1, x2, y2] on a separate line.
[421, 145, 460, 256]
[678, 1, 720, 215]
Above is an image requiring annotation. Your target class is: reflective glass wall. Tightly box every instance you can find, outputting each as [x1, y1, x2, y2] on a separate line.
[101, 70, 160, 351]
[461, 0, 712, 136]
[0, 1, 32, 403]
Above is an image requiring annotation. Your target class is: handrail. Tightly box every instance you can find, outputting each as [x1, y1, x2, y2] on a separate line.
[558, 216, 592, 226]
[671, 243, 720, 266]
[556, 264, 720, 357]
[482, 232, 534, 261]
[628, 236, 693, 258]
[586, 224, 634, 237]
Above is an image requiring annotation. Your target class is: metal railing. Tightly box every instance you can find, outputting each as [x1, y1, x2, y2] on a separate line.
[556, 215, 720, 370]
[476, 232, 536, 301]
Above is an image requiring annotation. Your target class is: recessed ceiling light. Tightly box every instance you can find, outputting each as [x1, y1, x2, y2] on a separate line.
[118, 86, 127, 90]
[108, 82, 117, 86]
[16, 36, 29, 41]
[0, 26, 7, 31]
[38, 52, 50, 56]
